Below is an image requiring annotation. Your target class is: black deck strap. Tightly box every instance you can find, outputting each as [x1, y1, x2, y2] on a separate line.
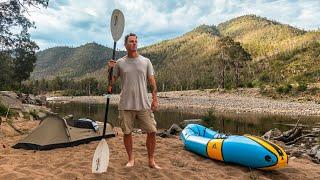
[252, 135, 284, 156]
[244, 135, 278, 168]
[205, 138, 211, 157]
[221, 139, 225, 161]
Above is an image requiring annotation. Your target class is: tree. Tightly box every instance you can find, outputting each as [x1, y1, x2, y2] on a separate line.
[216, 36, 252, 88]
[217, 37, 233, 88]
[0, 0, 49, 50]
[230, 42, 251, 87]
[13, 32, 38, 86]
[0, 52, 14, 89]
[0, 0, 49, 90]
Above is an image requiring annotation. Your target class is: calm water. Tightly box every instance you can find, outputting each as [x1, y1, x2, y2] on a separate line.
[49, 102, 320, 136]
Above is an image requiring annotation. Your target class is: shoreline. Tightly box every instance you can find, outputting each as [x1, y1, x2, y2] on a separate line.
[1, 90, 320, 179]
[46, 89, 320, 117]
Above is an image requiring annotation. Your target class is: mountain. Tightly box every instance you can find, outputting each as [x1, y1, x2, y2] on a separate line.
[139, 25, 224, 90]
[217, 15, 319, 60]
[32, 42, 126, 80]
[32, 15, 320, 90]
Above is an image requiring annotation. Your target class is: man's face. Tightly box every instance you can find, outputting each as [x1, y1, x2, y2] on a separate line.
[125, 36, 138, 52]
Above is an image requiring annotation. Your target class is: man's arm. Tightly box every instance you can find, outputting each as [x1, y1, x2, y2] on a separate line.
[108, 75, 118, 93]
[107, 59, 118, 93]
[148, 75, 158, 111]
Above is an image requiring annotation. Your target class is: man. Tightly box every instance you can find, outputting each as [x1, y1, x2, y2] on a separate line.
[107, 33, 161, 169]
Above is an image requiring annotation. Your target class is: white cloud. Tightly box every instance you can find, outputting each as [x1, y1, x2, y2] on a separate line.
[26, 0, 320, 50]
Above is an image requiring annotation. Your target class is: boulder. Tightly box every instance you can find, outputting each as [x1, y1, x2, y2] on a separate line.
[0, 91, 24, 111]
[180, 119, 204, 128]
[157, 124, 183, 138]
[262, 128, 282, 140]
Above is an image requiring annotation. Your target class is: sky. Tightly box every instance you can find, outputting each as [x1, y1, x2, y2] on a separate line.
[27, 0, 320, 50]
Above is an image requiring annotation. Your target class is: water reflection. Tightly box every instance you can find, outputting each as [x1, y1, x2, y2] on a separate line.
[49, 103, 200, 129]
[49, 102, 319, 136]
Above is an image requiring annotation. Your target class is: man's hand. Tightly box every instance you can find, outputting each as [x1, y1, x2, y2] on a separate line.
[151, 99, 159, 112]
[107, 59, 116, 70]
[107, 85, 112, 94]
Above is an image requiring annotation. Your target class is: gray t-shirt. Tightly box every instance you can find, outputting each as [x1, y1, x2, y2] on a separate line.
[113, 55, 154, 110]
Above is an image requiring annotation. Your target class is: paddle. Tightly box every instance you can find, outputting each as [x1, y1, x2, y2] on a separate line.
[92, 9, 125, 174]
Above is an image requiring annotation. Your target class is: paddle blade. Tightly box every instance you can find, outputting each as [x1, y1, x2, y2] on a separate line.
[92, 139, 109, 173]
[110, 9, 125, 41]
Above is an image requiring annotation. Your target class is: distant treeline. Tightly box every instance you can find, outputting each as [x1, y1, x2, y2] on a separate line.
[23, 77, 114, 96]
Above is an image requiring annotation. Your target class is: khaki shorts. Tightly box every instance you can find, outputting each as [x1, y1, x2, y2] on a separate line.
[118, 110, 157, 134]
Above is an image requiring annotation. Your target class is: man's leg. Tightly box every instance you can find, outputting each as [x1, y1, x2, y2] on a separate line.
[146, 132, 161, 169]
[124, 133, 134, 167]
[137, 110, 161, 169]
[119, 110, 135, 167]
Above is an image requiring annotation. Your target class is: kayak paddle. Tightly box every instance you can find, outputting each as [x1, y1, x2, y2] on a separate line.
[92, 9, 125, 173]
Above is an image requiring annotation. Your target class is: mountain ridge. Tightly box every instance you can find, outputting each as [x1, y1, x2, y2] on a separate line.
[32, 15, 320, 90]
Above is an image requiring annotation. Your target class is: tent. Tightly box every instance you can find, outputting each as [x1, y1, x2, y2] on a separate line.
[12, 114, 115, 150]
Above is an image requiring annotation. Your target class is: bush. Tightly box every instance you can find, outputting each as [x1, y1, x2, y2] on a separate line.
[286, 84, 293, 91]
[224, 83, 232, 90]
[29, 109, 39, 120]
[259, 72, 270, 83]
[237, 83, 245, 88]
[297, 83, 308, 92]
[276, 84, 292, 94]
[0, 102, 13, 117]
[246, 82, 254, 88]
[252, 79, 262, 87]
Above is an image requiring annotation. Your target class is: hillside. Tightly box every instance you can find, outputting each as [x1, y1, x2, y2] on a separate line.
[32, 43, 126, 80]
[140, 25, 223, 90]
[32, 15, 320, 91]
[218, 15, 320, 60]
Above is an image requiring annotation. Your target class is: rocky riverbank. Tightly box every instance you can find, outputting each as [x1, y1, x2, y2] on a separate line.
[47, 88, 320, 116]
[1, 90, 320, 179]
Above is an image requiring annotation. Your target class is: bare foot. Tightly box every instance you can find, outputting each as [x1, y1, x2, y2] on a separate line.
[125, 160, 134, 167]
[149, 162, 162, 169]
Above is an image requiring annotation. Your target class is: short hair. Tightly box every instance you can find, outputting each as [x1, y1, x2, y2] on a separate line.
[124, 33, 137, 44]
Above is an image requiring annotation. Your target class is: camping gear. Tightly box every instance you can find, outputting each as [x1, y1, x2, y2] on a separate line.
[12, 114, 114, 150]
[71, 118, 99, 132]
[92, 9, 125, 174]
[180, 124, 288, 170]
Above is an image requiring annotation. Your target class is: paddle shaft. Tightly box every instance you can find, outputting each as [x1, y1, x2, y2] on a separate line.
[102, 41, 117, 138]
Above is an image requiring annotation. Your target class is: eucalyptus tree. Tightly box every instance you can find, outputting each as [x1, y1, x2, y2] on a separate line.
[0, 0, 49, 89]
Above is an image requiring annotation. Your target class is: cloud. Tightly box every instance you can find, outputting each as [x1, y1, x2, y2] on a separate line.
[27, 0, 320, 50]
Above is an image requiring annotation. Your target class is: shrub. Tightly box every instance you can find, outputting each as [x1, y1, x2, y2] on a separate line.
[0, 102, 13, 117]
[297, 83, 308, 92]
[252, 79, 262, 87]
[29, 110, 39, 120]
[246, 82, 254, 88]
[259, 72, 270, 83]
[276, 84, 292, 94]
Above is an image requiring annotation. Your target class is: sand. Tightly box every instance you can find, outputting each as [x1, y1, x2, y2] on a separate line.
[1, 122, 320, 180]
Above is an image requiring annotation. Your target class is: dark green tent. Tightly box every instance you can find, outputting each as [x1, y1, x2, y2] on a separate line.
[12, 114, 114, 150]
